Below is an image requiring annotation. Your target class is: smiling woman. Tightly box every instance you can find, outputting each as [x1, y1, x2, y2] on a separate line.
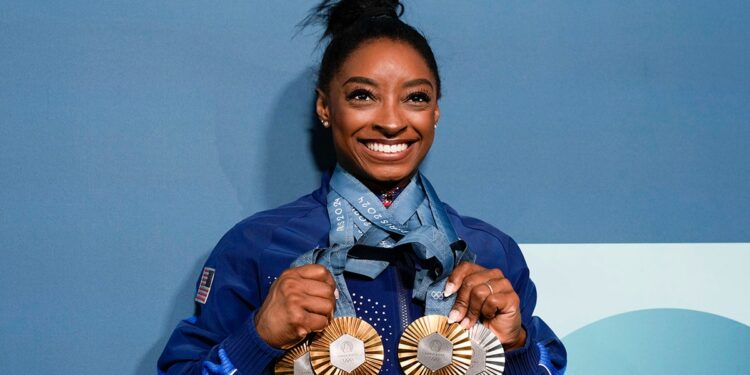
[317, 38, 439, 192]
[157, 1, 566, 374]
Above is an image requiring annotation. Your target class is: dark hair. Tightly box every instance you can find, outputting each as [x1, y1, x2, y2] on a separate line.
[305, 0, 441, 98]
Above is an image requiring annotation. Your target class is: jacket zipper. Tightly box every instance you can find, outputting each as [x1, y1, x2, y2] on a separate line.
[394, 266, 410, 333]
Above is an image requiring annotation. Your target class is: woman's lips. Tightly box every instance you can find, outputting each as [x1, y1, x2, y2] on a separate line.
[365, 141, 408, 153]
[359, 140, 414, 160]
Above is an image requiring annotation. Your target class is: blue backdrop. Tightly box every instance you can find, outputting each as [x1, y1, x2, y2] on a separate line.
[1, 1, 748, 374]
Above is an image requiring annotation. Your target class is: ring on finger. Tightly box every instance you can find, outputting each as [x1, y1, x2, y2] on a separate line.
[484, 280, 494, 295]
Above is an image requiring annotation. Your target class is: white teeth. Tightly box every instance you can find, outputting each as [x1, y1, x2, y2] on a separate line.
[366, 142, 408, 153]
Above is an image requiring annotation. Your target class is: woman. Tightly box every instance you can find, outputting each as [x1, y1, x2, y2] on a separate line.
[158, 1, 566, 374]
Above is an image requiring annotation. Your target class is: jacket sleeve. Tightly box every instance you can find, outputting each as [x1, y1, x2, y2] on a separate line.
[502, 237, 568, 375]
[157, 226, 284, 375]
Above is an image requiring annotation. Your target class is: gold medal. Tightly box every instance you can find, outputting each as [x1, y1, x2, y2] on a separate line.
[467, 324, 505, 375]
[275, 341, 314, 375]
[309, 316, 384, 375]
[398, 315, 472, 375]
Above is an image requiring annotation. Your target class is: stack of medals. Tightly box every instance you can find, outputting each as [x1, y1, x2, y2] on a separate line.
[276, 317, 383, 375]
[397, 316, 505, 375]
[277, 315, 505, 375]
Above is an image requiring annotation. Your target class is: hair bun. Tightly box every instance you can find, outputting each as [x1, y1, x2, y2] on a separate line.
[307, 0, 404, 40]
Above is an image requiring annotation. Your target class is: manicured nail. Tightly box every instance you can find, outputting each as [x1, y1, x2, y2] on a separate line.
[460, 317, 471, 330]
[443, 282, 457, 297]
[334, 288, 340, 300]
[447, 310, 461, 324]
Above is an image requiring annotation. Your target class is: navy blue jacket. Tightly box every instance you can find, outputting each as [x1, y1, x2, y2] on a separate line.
[158, 174, 567, 374]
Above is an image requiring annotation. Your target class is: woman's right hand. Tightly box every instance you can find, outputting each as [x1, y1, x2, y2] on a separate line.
[254, 264, 338, 349]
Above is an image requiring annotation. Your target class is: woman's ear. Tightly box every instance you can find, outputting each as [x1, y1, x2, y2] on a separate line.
[433, 103, 440, 129]
[316, 88, 330, 128]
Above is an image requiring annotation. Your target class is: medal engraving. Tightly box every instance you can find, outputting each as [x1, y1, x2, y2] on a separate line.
[292, 352, 314, 375]
[275, 341, 312, 375]
[467, 324, 505, 375]
[329, 334, 366, 372]
[467, 340, 486, 375]
[310, 316, 383, 375]
[416, 332, 453, 371]
[398, 315, 472, 375]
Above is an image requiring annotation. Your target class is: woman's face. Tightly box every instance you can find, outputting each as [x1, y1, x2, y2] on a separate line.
[317, 38, 440, 189]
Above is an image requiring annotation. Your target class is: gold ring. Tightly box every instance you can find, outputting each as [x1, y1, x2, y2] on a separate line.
[484, 280, 494, 295]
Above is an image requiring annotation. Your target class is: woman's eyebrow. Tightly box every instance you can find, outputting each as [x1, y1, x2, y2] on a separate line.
[343, 76, 434, 90]
[343, 76, 377, 87]
[403, 78, 433, 89]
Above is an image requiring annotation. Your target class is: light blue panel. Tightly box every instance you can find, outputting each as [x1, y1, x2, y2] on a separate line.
[563, 309, 750, 374]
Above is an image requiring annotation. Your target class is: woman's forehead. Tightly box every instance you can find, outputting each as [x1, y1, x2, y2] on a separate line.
[334, 38, 436, 86]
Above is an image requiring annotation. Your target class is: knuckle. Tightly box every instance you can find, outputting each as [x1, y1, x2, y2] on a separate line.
[489, 293, 502, 304]
[308, 264, 325, 273]
[280, 268, 296, 278]
[454, 262, 470, 274]
[463, 278, 476, 289]
[296, 326, 309, 339]
[279, 282, 297, 296]
[469, 286, 487, 299]
[464, 262, 482, 271]
[286, 293, 300, 305]
[289, 310, 305, 325]
[285, 278, 299, 289]
[314, 315, 329, 330]
[320, 283, 333, 296]
[277, 276, 292, 288]
[312, 264, 331, 279]
[510, 293, 521, 306]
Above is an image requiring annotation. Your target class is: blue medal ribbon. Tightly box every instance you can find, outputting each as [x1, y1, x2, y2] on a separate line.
[292, 166, 475, 317]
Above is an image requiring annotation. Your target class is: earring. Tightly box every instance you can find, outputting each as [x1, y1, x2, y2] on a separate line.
[434, 121, 438, 129]
[320, 119, 330, 128]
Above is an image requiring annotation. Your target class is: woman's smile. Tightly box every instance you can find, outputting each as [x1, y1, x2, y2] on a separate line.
[363, 141, 409, 154]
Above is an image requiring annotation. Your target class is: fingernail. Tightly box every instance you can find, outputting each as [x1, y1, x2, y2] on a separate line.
[443, 282, 457, 297]
[447, 310, 460, 324]
[460, 317, 471, 330]
[334, 288, 340, 300]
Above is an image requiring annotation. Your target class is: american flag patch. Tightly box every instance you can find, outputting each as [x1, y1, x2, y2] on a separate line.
[194, 267, 215, 304]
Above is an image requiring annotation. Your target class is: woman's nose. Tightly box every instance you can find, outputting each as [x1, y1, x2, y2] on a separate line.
[372, 101, 406, 136]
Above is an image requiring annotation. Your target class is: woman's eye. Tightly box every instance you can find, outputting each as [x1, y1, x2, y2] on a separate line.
[407, 92, 431, 103]
[346, 89, 374, 102]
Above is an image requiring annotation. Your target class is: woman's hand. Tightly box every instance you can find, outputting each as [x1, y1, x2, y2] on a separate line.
[254, 264, 338, 349]
[444, 262, 527, 351]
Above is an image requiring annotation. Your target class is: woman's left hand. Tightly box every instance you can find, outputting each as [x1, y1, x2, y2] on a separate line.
[444, 261, 527, 351]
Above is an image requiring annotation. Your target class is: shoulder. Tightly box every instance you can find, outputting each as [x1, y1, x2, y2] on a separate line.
[209, 192, 329, 264]
[236, 193, 327, 240]
[444, 203, 513, 246]
[443, 203, 524, 271]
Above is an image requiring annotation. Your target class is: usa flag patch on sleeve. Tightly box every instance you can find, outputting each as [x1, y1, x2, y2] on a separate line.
[194, 267, 215, 304]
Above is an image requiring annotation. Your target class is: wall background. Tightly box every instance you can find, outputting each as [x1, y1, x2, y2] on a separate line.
[1, 1, 748, 374]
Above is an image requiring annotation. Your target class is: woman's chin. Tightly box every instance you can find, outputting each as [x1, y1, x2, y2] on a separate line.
[360, 167, 418, 189]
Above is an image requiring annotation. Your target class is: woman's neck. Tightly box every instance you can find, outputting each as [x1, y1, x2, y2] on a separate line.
[361, 177, 412, 208]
